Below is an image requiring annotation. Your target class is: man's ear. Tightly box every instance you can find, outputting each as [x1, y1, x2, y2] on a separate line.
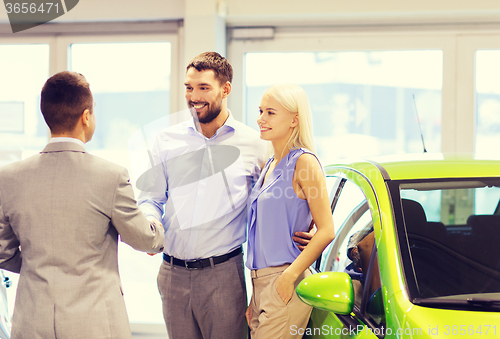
[222, 81, 232, 99]
[81, 109, 91, 127]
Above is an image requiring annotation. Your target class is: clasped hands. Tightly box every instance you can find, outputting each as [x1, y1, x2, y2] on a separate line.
[147, 218, 164, 256]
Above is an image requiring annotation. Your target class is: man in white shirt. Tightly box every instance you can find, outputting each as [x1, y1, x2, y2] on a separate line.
[138, 52, 312, 339]
[138, 52, 264, 339]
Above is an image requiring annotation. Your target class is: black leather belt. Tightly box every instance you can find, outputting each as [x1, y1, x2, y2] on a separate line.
[163, 246, 242, 269]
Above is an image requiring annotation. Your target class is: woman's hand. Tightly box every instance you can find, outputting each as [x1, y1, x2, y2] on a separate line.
[275, 272, 295, 305]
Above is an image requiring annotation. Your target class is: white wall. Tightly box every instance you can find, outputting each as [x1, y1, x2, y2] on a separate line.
[0, 0, 184, 24]
[3, 0, 500, 26]
[59, 0, 184, 22]
[224, 0, 500, 26]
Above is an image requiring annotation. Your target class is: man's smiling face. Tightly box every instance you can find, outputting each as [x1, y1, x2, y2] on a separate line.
[184, 68, 224, 124]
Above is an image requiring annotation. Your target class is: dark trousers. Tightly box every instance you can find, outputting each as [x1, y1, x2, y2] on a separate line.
[157, 253, 247, 339]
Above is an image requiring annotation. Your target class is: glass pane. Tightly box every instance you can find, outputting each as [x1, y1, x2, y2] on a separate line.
[332, 180, 367, 233]
[475, 50, 500, 158]
[0, 43, 50, 322]
[0, 44, 49, 166]
[399, 179, 500, 301]
[331, 208, 372, 274]
[71, 42, 171, 324]
[245, 51, 443, 164]
[320, 179, 368, 272]
[400, 188, 442, 222]
[333, 221, 373, 306]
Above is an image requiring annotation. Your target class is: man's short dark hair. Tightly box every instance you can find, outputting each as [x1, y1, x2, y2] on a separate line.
[186, 52, 233, 85]
[40, 71, 93, 134]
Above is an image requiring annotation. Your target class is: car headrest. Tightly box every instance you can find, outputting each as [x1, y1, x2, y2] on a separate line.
[402, 198, 427, 233]
[467, 214, 500, 237]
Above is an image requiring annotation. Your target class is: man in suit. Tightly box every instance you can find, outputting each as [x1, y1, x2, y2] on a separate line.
[0, 71, 165, 339]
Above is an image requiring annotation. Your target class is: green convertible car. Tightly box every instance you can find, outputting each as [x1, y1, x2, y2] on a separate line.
[296, 153, 500, 338]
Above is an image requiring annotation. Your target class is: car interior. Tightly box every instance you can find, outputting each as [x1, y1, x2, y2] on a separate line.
[402, 198, 500, 299]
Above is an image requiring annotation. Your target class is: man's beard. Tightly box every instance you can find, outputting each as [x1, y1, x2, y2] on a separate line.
[189, 99, 223, 124]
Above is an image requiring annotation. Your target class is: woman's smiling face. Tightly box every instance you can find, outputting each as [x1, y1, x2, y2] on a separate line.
[257, 93, 298, 142]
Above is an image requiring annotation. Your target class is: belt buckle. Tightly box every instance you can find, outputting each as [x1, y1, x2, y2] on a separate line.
[185, 259, 202, 270]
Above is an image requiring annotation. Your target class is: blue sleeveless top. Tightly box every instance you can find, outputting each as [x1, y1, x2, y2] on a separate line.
[246, 148, 319, 270]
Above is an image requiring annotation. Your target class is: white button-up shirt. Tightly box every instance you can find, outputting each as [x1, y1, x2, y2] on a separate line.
[138, 112, 268, 260]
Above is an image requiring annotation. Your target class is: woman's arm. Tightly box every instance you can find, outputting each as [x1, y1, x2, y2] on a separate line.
[275, 153, 335, 303]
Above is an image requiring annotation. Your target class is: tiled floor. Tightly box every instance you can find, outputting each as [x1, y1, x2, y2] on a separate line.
[131, 333, 167, 339]
[130, 324, 168, 338]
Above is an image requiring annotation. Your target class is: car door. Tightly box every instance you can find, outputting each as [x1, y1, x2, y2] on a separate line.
[304, 176, 385, 339]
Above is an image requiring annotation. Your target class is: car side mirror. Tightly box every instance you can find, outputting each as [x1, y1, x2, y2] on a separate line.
[296, 272, 354, 315]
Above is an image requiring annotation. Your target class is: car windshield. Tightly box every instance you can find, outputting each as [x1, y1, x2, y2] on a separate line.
[395, 178, 500, 306]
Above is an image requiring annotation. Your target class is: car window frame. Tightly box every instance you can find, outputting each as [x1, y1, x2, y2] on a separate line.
[318, 173, 387, 338]
[389, 177, 500, 306]
[314, 176, 345, 271]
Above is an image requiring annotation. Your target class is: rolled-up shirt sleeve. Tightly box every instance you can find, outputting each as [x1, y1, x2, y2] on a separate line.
[137, 134, 168, 222]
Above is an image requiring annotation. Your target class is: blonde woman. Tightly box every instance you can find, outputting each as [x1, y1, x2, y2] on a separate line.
[245, 84, 335, 338]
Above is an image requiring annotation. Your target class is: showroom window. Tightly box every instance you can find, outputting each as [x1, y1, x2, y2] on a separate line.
[243, 51, 443, 163]
[475, 50, 500, 158]
[70, 41, 171, 325]
[0, 44, 49, 167]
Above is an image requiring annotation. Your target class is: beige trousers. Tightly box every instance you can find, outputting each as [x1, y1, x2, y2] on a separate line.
[249, 265, 313, 339]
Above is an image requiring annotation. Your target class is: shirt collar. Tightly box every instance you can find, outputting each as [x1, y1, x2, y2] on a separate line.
[49, 137, 85, 147]
[187, 110, 236, 137]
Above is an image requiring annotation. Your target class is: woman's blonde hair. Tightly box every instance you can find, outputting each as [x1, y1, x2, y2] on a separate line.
[264, 83, 315, 153]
